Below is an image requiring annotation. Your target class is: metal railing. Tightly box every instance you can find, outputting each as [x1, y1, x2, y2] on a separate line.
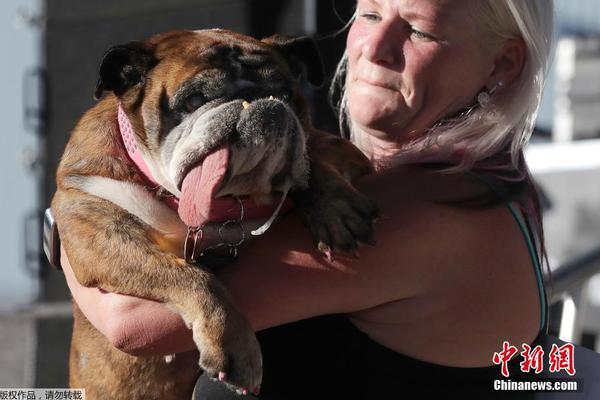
[548, 245, 600, 305]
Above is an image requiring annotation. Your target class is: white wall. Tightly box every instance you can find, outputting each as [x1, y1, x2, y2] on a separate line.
[0, 0, 42, 309]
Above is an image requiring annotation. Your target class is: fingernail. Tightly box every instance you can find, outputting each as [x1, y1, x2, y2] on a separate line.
[218, 371, 227, 381]
[242, 388, 248, 396]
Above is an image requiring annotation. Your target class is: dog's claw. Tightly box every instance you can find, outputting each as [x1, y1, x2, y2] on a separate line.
[318, 242, 334, 263]
[164, 354, 176, 363]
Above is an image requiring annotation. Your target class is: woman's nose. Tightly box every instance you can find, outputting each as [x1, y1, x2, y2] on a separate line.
[362, 22, 399, 65]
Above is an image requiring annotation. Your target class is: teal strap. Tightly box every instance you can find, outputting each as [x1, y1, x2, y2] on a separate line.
[506, 202, 549, 333]
[463, 170, 548, 333]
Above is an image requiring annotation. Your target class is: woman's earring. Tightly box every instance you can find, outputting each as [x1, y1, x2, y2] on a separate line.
[477, 91, 492, 108]
[477, 81, 504, 108]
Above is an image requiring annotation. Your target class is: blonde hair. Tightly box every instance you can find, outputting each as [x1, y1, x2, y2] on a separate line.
[330, 0, 555, 175]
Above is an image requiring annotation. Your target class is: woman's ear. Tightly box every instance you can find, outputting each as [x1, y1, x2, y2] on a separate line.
[486, 38, 526, 90]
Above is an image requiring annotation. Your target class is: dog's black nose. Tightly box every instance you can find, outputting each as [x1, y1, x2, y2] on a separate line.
[237, 98, 291, 140]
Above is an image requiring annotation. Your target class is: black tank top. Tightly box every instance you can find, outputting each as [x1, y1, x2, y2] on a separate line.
[254, 313, 544, 399]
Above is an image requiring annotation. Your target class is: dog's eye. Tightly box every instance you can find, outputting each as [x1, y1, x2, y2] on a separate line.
[281, 88, 294, 102]
[184, 94, 205, 113]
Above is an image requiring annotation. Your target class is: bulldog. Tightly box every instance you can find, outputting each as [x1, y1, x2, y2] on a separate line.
[51, 29, 377, 399]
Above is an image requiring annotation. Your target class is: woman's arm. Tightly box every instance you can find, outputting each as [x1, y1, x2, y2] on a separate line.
[63, 167, 483, 355]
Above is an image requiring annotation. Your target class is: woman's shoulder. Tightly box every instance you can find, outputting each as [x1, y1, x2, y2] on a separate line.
[356, 165, 535, 291]
[359, 165, 515, 236]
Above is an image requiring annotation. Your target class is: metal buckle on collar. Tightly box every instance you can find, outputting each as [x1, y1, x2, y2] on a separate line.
[184, 226, 204, 263]
[184, 197, 247, 264]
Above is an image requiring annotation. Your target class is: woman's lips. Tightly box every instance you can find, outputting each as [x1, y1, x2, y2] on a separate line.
[355, 77, 399, 91]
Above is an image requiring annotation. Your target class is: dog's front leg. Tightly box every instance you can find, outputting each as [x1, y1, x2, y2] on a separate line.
[52, 189, 262, 393]
[292, 130, 379, 255]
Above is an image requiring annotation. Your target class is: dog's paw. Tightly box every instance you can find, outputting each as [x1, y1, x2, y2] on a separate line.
[192, 310, 262, 395]
[292, 172, 379, 257]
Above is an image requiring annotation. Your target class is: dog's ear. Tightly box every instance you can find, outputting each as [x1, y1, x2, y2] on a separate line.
[94, 41, 157, 100]
[262, 35, 325, 87]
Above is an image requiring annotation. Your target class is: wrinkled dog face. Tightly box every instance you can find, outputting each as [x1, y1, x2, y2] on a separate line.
[95, 29, 324, 200]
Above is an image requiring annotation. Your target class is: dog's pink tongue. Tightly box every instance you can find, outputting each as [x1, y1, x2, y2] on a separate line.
[178, 146, 230, 227]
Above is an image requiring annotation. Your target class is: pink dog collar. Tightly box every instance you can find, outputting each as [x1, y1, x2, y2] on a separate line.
[118, 104, 180, 210]
[118, 104, 159, 186]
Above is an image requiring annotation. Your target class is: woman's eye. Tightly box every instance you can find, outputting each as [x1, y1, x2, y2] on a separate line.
[360, 12, 381, 22]
[183, 94, 205, 113]
[410, 27, 435, 41]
